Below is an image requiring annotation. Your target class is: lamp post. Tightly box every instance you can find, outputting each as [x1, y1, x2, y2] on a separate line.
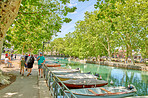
[42, 41, 50, 56]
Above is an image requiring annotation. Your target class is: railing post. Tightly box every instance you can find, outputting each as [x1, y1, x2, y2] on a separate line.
[43, 65, 77, 98]
[55, 78, 58, 98]
[48, 71, 51, 89]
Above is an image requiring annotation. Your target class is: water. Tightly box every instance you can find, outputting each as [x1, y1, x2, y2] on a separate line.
[47, 58, 148, 96]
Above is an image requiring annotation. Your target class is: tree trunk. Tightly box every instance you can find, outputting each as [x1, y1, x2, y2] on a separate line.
[144, 40, 148, 64]
[22, 43, 25, 55]
[107, 38, 111, 61]
[97, 55, 100, 65]
[0, 39, 4, 62]
[125, 45, 129, 64]
[0, 0, 22, 60]
[51, 50, 53, 55]
[129, 46, 135, 65]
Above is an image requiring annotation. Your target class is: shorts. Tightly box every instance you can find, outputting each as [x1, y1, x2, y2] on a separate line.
[38, 65, 43, 69]
[21, 66, 24, 70]
[25, 63, 27, 68]
[8, 62, 12, 67]
[28, 63, 33, 68]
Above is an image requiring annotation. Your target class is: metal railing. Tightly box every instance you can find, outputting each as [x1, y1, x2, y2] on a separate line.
[43, 65, 77, 98]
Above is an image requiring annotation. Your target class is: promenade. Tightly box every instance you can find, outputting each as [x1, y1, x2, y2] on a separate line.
[0, 55, 52, 98]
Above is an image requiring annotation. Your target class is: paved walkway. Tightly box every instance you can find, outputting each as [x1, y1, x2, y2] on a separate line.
[0, 58, 52, 98]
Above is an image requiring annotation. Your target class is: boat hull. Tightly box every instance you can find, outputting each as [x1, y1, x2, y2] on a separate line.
[63, 83, 108, 89]
[57, 73, 98, 81]
[65, 92, 136, 98]
[65, 86, 137, 98]
[52, 70, 80, 75]
[62, 79, 108, 89]
[46, 64, 61, 67]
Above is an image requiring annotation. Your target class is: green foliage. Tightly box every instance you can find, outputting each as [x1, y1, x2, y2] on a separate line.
[4, 0, 85, 54]
[51, 0, 147, 61]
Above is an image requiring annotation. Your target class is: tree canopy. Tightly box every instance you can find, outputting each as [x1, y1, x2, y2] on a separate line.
[51, 0, 148, 64]
[3, 0, 89, 54]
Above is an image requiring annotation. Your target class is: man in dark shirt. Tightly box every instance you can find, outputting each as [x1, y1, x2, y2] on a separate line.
[26, 54, 35, 76]
[25, 53, 29, 71]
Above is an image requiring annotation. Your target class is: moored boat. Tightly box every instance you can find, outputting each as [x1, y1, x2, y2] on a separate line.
[46, 64, 61, 67]
[65, 86, 137, 98]
[48, 67, 67, 70]
[51, 68, 80, 75]
[62, 78, 108, 89]
[45, 60, 59, 64]
[56, 73, 98, 81]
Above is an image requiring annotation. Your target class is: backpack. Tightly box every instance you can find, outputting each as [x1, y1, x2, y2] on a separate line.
[28, 56, 34, 64]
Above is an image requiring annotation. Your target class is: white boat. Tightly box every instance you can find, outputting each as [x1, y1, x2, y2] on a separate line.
[48, 67, 67, 70]
[51, 69, 80, 75]
[45, 60, 58, 64]
[56, 73, 98, 81]
[47, 67, 80, 75]
[65, 86, 137, 98]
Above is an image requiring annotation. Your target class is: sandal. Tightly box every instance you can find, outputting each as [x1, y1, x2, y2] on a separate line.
[27, 73, 30, 77]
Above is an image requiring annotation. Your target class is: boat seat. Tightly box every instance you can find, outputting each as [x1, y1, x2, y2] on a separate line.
[100, 88, 112, 93]
[88, 89, 98, 95]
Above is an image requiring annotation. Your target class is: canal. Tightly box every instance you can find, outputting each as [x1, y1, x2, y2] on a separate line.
[47, 57, 148, 96]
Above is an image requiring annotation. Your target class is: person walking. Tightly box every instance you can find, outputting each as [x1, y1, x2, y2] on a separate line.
[20, 57, 25, 76]
[5, 52, 8, 58]
[26, 54, 35, 76]
[15, 53, 17, 59]
[37, 52, 45, 78]
[20, 53, 25, 60]
[25, 53, 29, 71]
[11, 53, 13, 60]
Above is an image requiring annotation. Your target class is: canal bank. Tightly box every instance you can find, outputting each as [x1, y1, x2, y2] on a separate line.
[69, 58, 148, 71]
[86, 61, 148, 71]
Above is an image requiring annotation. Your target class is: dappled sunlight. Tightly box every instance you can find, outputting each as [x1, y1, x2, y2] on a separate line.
[33, 85, 40, 89]
[18, 94, 23, 97]
[3, 92, 18, 97]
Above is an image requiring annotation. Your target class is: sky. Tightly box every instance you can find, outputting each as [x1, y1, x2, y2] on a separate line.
[54, 0, 98, 39]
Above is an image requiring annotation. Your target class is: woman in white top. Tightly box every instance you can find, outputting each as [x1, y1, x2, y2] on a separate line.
[5, 56, 13, 68]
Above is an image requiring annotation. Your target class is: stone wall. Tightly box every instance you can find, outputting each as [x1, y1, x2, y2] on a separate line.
[86, 61, 148, 71]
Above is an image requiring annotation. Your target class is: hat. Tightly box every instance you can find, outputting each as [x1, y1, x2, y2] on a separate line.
[40, 52, 42, 54]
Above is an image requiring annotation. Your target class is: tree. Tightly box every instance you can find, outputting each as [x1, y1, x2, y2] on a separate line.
[52, 0, 147, 65]
[0, 0, 22, 60]
[51, 38, 65, 56]
[1, 0, 90, 57]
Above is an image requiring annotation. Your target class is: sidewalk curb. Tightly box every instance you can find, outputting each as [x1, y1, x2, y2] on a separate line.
[38, 74, 52, 98]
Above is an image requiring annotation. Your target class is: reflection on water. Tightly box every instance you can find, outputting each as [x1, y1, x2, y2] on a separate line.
[47, 58, 148, 96]
[69, 64, 148, 96]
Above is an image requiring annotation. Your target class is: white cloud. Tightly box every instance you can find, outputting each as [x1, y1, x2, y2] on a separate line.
[67, 3, 77, 7]
[55, 0, 97, 38]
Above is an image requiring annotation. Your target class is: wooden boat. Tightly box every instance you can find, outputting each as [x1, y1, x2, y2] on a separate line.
[51, 68, 80, 75]
[65, 86, 137, 98]
[48, 67, 67, 70]
[45, 60, 59, 64]
[56, 73, 98, 81]
[62, 79, 108, 89]
[46, 64, 61, 67]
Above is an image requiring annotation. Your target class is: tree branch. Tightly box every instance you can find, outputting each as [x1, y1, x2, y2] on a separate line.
[18, 12, 52, 15]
